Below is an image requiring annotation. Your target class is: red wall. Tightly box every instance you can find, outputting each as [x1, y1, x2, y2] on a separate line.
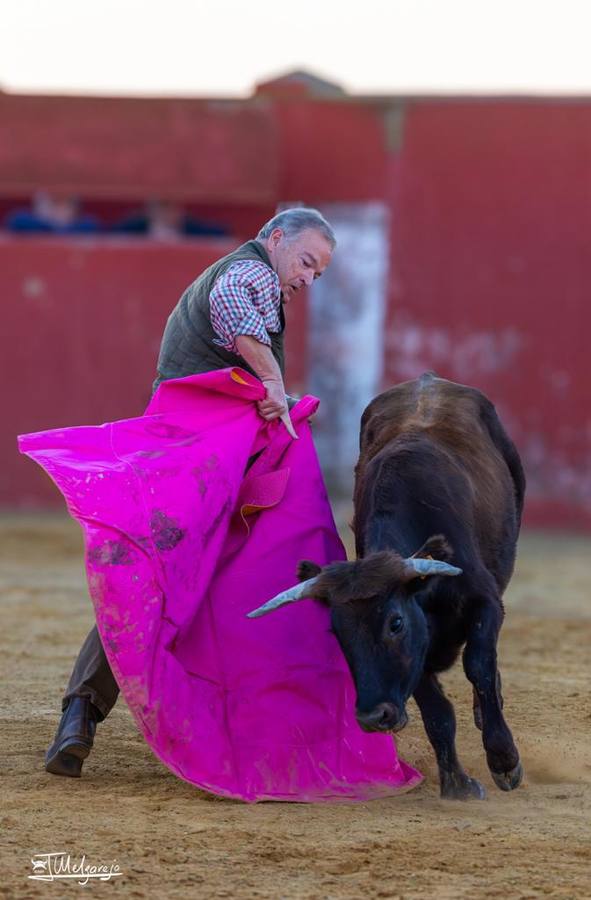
[2, 90, 590, 528]
[0, 92, 278, 203]
[385, 101, 591, 530]
[271, 99, 388, 202]
[2, 237, 309, 507]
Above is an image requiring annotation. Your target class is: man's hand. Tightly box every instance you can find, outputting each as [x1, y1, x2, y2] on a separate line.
[257, 378, 286, 419]
[234, 335, 298, 439]
[258, 379, 298, 439]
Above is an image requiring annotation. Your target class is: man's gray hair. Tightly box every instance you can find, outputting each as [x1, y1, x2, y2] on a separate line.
[257, 207, 336, 250]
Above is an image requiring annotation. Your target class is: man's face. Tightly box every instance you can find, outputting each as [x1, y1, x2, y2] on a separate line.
[267, 227, 333, 303]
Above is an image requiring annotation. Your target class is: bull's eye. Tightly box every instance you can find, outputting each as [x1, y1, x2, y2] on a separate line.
[388, 615, 404, 635]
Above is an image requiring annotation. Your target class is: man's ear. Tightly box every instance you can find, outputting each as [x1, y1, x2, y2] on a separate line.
[269, 226, 284, 250]
[411, 534, 454, 563]
[297, 560, 323, 582]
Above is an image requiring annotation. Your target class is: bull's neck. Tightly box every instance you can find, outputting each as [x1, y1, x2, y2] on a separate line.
[364, 512, 416, 559]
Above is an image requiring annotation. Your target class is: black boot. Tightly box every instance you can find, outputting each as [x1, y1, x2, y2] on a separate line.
[45, 697, 99, 777]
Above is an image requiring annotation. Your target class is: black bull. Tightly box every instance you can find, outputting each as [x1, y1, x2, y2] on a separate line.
[250, 373, 525, 800]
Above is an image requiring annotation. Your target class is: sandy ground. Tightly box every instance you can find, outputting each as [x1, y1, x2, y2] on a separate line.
[1, 513, 590, 899]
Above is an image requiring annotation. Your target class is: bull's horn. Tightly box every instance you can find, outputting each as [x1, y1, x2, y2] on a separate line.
[247, 577, 319, 618]
[405, 558, 463, 577]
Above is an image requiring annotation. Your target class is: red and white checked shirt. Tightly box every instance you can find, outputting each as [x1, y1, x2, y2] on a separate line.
[209, 260, 281, 353]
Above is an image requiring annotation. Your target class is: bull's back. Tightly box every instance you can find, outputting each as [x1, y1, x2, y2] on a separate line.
[354, 374, 521, 582]
[360, 374, 488, 453]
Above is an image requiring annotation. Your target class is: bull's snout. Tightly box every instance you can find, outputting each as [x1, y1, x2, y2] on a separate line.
[356, 703, 408, 734]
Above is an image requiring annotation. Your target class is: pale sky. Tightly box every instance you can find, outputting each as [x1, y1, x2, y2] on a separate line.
[1, 0, 591, 98]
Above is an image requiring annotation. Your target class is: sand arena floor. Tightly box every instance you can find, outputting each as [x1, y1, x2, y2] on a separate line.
[1, 513, 590, 899]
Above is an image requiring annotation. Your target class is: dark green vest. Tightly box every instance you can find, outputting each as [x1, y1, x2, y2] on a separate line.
[153, 240, 285, 392]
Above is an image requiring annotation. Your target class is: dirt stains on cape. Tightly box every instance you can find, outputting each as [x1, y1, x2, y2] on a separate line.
[88, 539, 135, 566]
[149, 510, 185, 552]
[192, 455, 219, 499]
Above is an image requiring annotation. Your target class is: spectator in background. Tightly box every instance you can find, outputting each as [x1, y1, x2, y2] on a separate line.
[112, 199, 228, 239]
[4, 191, 99, 234]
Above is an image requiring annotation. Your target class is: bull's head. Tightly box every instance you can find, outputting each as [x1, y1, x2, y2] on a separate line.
[248, 535, 462, 734]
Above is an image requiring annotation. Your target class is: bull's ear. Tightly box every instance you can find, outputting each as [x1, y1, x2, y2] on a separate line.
[402, 571, 440, 594]
[411, 534, 454, 563]
[401, 553, 463, 593]
[297, 560, 323, 582]
[296, 562, 332, 605]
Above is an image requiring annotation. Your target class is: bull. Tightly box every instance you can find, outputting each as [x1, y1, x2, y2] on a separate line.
[249, 373, 525, 800]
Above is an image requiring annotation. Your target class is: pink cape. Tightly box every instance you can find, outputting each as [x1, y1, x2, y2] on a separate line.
[19, 368, 421, 802]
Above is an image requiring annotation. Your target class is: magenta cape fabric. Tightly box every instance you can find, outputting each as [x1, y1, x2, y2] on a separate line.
[19, 368, 421, 802]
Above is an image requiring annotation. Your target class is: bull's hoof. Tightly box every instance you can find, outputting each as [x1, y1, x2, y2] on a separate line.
[490, 760, 523, 792]
[441, 775, 487, 801]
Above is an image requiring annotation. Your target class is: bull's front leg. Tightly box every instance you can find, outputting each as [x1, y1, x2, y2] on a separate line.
[472, 670, 503, 731]
[462, 598, 523, 792]
[413, 672, 486, 800]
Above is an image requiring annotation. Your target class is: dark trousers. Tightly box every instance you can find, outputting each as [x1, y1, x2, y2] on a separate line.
[63, 626, 119, 720]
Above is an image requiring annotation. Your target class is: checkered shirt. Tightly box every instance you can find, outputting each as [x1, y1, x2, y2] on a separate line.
[209, 260, 281, 353]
